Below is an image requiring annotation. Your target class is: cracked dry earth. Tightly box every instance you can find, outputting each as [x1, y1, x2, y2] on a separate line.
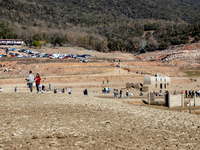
[0, 93, 200, 149]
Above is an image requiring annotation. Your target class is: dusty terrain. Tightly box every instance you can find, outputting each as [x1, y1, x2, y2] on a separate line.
[1, 93, 200, 149]
[1, 44, 200, 149]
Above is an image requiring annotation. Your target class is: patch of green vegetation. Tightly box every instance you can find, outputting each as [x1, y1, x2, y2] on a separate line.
[143, 72, 153, 75]
[183, 70, 200, 77]
[0, 77, 9, 79]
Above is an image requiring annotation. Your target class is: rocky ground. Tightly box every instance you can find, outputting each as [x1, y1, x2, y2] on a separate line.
[1, 44, 200, 149]
[0, 92, 200, 149]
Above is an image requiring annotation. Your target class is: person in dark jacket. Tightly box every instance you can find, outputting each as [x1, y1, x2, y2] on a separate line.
[84, 89, 88, 95]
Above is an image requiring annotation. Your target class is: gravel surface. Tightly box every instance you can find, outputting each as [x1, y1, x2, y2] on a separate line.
[0, 93, 200, 149]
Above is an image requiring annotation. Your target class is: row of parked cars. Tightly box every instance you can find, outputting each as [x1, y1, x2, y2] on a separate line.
[0, 47, 91, 62]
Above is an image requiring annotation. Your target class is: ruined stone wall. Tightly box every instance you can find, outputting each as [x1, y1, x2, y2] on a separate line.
[168, 94, 182, 108]
[189, 97, 200, 106]
[143, 75, 151, 85]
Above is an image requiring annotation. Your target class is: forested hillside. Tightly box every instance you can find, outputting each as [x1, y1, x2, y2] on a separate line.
[0, 0, 200, 52]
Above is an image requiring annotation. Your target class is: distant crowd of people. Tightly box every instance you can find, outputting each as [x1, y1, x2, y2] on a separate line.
[184, 90, 200, 98]
[6, 71, 200, 100]
[151, 89, 200, 98]
[113, 89, 129, 98]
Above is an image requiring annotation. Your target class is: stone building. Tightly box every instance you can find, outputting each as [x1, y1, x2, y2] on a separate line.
[143, 73, 171, 89]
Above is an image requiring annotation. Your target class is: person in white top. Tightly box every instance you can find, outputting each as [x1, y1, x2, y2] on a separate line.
[26, 71, 34, 92]
[68, 88, 71, 94]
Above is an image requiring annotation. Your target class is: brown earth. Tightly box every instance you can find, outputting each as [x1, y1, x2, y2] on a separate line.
[1, 93, 200, 149]
[1, 46, 200, 149]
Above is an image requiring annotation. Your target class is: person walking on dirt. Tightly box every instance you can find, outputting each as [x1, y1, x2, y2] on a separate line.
[15, 86, 17, 93]
[68, 88, 71, 94]
[26, 71, 34, 92]
[62, 88, 65, 93]
[84, 89, 88, 95]
[126, 89, 129, 99]
[34, 73, 41, 93]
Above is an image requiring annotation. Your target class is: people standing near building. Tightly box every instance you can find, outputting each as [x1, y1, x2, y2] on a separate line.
[68, 87, 71, 94]
[126, 89, 129, 98]
[189, 90, 191, 97]
[120, 89, 123, 98]
[116, 89, 119, 97]
[192, 90, 194, 98]
[114, 89, 117, 98]
[181, 90, 183, 94]
[185, 90, 188, 97]
[26, 71, 34, 93]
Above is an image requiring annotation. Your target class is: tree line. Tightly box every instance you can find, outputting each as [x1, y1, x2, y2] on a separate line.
[1, 22, 200, 53]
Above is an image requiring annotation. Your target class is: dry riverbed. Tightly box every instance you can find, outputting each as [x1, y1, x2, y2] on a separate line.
[0, 93, 200, 149]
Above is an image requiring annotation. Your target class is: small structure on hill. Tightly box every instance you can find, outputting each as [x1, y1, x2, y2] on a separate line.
[0, 39, 24, 46]
[143, 73, 171, 89]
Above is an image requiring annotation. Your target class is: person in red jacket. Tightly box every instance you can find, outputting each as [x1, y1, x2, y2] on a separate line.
[34, 73, 41, 93]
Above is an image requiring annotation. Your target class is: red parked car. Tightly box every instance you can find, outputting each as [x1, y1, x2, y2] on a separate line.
[10, 55, 15, 57]
[48, 54, 53, 58]
[63, 56, 68, 59]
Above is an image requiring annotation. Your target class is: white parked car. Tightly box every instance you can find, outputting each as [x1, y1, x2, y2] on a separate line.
[50, 54, 59, 59]
[50, 55, 57, 59]
[77, 57, 83, 60]
[31, 55, 36, 58]
[58, 56, 64, 59]
[83, 59, 88, 63]
[15, 55, 23, 58]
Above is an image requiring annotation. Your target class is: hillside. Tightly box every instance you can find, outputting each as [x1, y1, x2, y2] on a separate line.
[1, 0, 200, 28]
[0, 0, 200, 53]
